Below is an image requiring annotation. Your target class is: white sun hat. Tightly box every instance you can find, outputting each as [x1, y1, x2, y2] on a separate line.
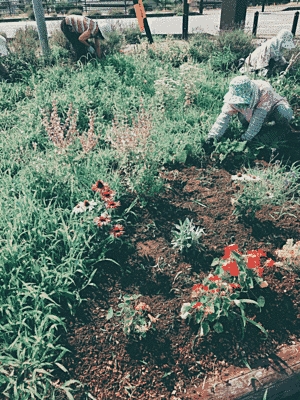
[223, 76, 254, 105]
[277, 29, 296, 50]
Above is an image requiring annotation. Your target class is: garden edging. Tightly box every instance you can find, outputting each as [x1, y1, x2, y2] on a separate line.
[188, 340, 300, 399]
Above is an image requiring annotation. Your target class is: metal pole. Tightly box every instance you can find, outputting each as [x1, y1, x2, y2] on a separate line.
[262, 0, 266, 12]
[199, 0, 203, 15]
[31, 0, 50, 57]
[144, 19, 153, 43]
[292, 11, 299, 36]
[182, 0, 189, 40]
[252, 11, 259, 37]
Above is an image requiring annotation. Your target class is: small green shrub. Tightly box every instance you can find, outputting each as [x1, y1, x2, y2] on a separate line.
[233, 161, 300, 221]
[123, 25, 142, 45]
[171, 218, 205, 253]
[26, 7, 35, 20]
[88, 10, 102, 18]
[108, 8, 124, 16]
[66, 8, 83, 15]
[12, 26, 39, 54]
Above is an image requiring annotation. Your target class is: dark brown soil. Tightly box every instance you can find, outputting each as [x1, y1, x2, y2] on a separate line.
[58, 160, 300, 400]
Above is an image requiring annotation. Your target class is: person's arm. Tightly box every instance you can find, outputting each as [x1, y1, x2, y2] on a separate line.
[78, 30, 92, 48]
[207, 112, 231, 141]
[240, 108, 268, 141]
[94, 37, 101, 58]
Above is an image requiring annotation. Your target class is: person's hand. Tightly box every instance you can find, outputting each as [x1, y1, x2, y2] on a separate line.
[88, 46, 95, 55]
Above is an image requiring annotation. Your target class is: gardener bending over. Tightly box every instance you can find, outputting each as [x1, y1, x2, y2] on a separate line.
[239, 29, 295, 77]
[207, 76, 293, 143]
[61, 15, 111, 60]
[0, 34, 9, 79]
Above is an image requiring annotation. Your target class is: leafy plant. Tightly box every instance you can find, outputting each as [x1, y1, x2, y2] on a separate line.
[171, 218, 205, 253]
[181, 244, 275, 339]
[116, 295, 158, 339]
[211, 138, 247, 163]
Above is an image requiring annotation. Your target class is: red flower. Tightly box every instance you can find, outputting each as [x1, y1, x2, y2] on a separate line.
[265, 258, 275, 267]
[109, 224, 125, 238]
[192, 302, 203, 309]
[247, 254, 261, 269]
[229, 283, 241, 289]
[209, 275, 221, 282]
[257, 249, 267, 257]
[192, 283, 202, 292]
[105, 200, 121, 209]
[222, 244, 240, 259]
[135, 302, 151, 312]
[257, 267, 264, 277]
[222, 260, 240, 277]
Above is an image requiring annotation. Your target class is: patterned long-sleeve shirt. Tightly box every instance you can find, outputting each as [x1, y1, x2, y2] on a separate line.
[65, 15, 99, 37]
[208, 80, 288, 141]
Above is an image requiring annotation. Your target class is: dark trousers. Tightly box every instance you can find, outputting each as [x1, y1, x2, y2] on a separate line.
[0, 61, 9, 79]
[61, 19, 89, 61]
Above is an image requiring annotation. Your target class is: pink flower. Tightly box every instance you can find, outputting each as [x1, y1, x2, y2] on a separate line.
[91, 180, 109, 193]
[109, 224, 125, 238]
[105, 200, 121, 209]
[94, 213, 111, 227]
[100, 189, 116, 202]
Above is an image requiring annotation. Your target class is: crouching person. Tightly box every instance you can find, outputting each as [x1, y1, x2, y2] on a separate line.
[240, 29, 295, 77]
[61, 15, 110, 61]
[0, 34, 9, 79]
[207, 76, 293, 144]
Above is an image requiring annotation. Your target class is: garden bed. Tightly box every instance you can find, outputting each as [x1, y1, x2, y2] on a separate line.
[57, 161, 300, 399]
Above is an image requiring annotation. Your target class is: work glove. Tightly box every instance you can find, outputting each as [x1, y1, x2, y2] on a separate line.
[88, 46, 95, 55]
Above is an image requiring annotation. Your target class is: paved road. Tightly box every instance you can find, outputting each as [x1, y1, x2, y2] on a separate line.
[0, 6, 299, 39]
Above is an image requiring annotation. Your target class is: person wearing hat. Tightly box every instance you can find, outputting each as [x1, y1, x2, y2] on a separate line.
[0, 34, 9, 79]
[61, 15, 111, 60]
[239, 29, 296, 77]
[206, 75, 293, 143]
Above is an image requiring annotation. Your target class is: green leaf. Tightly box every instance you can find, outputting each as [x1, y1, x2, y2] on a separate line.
[200, 321, 210, 337]
[106, 307, 114, 320]
[55, 362, 68, 373]
[263, 388, 268, 400]
[246, 317, 268, 337]
[213, 322, 223, 333]
[257, 296, 265, 308]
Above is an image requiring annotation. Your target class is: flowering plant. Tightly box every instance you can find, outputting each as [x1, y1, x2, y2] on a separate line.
[116, 294, 158, 339]
[72, 179, 125, 242]
[181, 244, 275, 338]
